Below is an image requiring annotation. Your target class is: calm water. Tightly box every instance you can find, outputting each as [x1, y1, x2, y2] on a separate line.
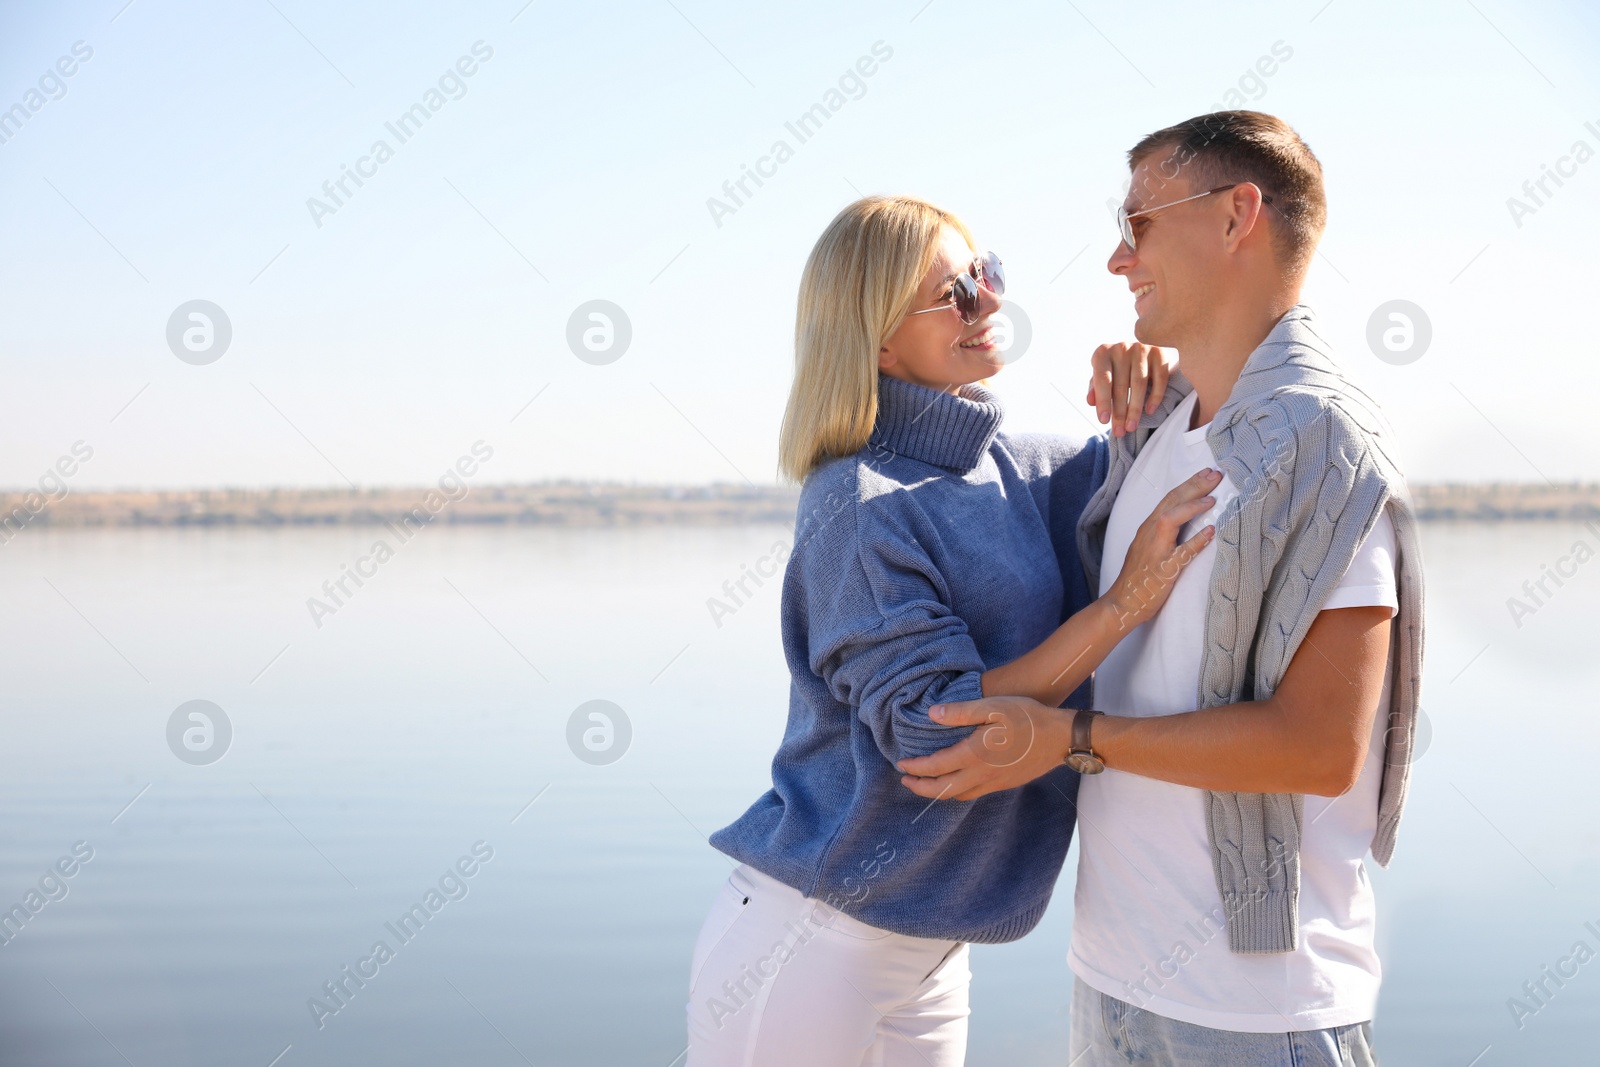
[1, 521, 1596, 1065]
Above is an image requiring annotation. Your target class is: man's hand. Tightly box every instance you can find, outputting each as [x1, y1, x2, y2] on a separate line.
[896, 696, 1071, 801]
[1087, 342, 1177, 437]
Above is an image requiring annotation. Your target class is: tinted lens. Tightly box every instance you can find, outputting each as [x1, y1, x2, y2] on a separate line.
[1117, 208, 1135, 250]
[977, 252, 1005, 296]
[952, 274, 980, 324]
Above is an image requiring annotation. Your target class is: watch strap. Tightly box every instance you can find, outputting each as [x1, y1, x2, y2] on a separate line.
[1071, 708, 1103, 755]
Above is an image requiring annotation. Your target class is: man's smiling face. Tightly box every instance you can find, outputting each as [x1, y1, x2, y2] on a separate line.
[1107, 156, 1230, 349]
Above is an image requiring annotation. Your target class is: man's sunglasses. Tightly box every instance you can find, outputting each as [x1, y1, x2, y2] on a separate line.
[1116, 183, 1274, 251]
[908, 251, 1004, 325]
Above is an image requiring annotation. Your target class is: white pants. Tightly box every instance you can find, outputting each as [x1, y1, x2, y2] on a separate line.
[686, 864, 971, 1067]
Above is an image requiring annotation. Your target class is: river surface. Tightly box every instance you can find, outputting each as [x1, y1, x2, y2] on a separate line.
[0, 522, 1595, 1065]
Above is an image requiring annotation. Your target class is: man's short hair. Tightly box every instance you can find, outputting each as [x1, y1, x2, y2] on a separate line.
[1127, 110, 1326, 274]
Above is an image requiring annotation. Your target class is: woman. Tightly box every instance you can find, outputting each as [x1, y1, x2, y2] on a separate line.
[688, 196, 1219, 1065]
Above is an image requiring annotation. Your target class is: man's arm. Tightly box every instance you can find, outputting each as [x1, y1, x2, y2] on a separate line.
[896, 605, 1392, 801]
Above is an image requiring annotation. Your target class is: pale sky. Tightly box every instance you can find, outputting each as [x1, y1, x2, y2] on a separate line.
[2, 0, 1596, 491]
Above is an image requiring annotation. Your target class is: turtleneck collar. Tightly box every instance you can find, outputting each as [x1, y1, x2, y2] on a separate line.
[866, 373, 1005, 473]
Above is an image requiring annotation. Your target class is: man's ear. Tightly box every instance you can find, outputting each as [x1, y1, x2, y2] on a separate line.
[1222, 183, 1268, 249]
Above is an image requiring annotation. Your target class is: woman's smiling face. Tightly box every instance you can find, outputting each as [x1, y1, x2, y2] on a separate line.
[877, 225, 1004, 394]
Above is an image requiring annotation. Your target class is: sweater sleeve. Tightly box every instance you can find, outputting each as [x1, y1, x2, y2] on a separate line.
[799, 493, 987, 765]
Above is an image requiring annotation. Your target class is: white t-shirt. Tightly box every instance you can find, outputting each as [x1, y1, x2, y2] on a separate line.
[1068, 390, 1398, 1033]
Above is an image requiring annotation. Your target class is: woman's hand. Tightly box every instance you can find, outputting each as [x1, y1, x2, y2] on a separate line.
[1104, 468, 1221, 630]
[1087, 342, 1177, 437]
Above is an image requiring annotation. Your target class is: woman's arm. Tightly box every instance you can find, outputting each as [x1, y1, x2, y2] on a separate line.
[804, 464, 1210, 765]
[799, 488, 991, 766]
[980, 467, 1221, 708]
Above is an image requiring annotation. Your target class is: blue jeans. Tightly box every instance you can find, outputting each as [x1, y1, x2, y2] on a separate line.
[1068, 977, 1378, 1066]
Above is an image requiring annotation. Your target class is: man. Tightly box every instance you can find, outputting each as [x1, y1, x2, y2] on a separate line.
[897, 111, 1425, 1065]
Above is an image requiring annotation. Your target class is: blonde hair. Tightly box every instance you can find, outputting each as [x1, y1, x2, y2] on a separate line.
[777, 196, 975, 484]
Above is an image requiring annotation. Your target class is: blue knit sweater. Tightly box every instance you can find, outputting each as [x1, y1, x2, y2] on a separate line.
[709, 373, 1109, 943]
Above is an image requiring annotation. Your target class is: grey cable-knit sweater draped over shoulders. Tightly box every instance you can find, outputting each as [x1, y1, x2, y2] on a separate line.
[1076, 304, 1427, 953]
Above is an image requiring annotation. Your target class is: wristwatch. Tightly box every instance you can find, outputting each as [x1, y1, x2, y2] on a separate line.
[1063, 708, 1105, 774]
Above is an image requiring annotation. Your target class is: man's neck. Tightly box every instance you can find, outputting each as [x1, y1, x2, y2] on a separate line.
[1180, 295, 1300, 429]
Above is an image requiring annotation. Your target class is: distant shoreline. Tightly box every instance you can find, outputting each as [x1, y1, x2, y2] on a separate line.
[1, 482, 1597, 530]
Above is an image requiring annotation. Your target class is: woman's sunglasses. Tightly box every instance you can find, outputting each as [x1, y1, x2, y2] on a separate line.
[908, 251, 1004, 325]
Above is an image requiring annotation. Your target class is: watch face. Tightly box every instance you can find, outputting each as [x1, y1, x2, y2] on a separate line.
[1065, 752, 1105, 775]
